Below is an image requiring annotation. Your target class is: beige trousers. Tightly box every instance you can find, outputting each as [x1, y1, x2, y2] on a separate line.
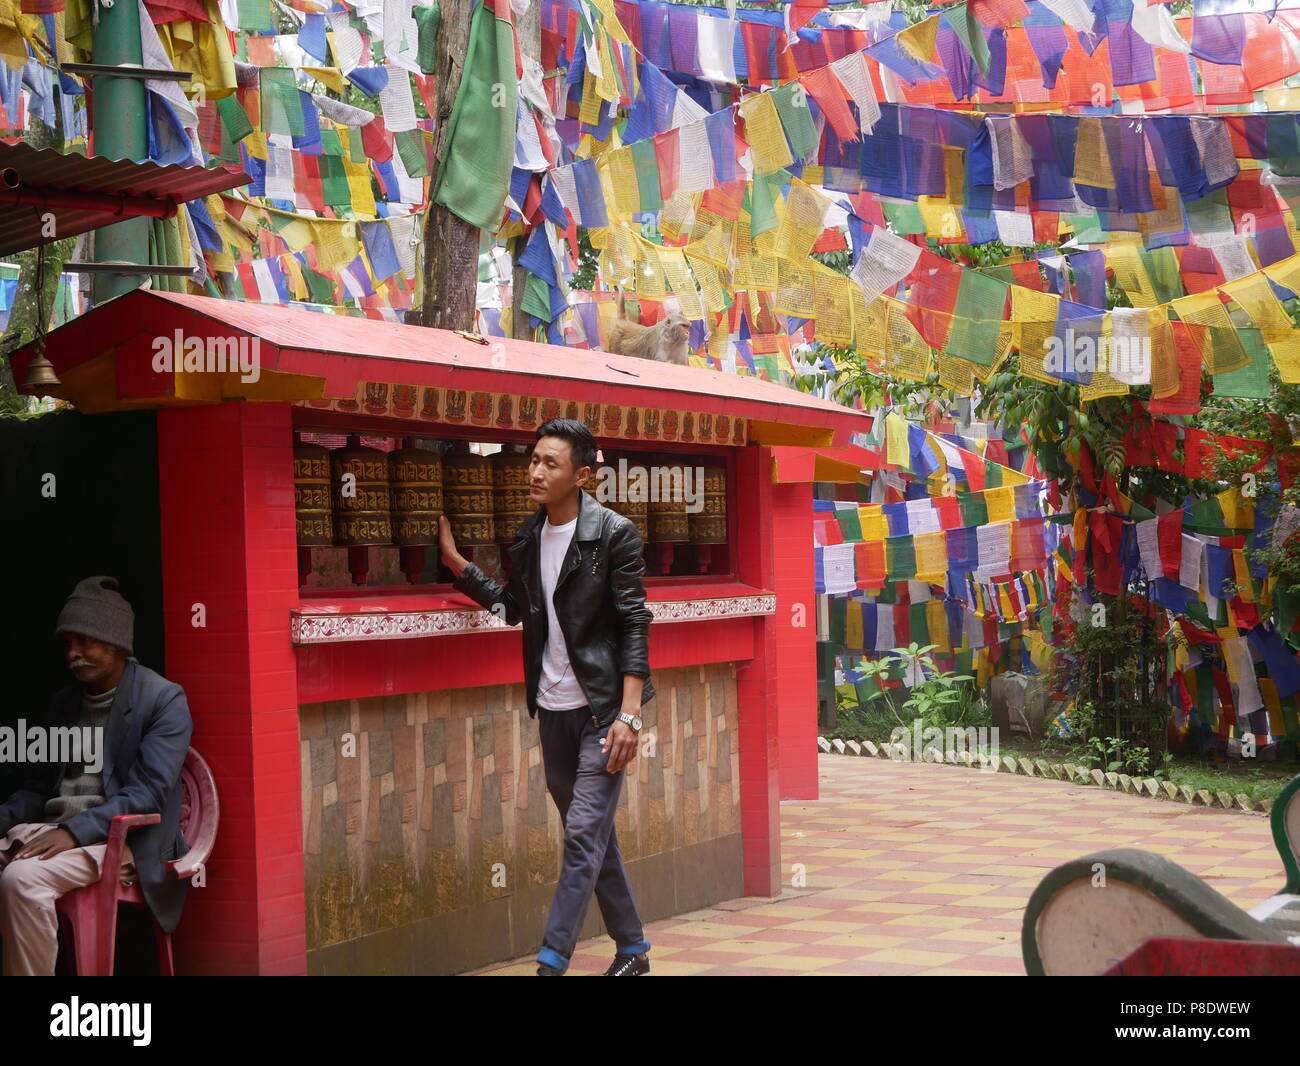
[0, 822, 134, 976]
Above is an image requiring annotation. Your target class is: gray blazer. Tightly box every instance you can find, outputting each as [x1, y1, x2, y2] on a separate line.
[0, 660, 194, 934]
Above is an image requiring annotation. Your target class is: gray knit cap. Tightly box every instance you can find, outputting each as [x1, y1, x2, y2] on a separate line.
[55, 576, 134, 656]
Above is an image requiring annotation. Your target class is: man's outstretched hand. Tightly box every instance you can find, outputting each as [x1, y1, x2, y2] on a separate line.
[15, 827, 78, 861]
[438, 514, 468, 576]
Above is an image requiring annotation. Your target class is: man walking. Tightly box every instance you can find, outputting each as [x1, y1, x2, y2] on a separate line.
[439, 419, 654, 976]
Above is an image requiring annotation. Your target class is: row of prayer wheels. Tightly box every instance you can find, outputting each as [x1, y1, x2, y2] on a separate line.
[294, 434, 729, 583]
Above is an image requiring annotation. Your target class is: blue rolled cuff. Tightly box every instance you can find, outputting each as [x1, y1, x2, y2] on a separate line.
[616, 939, 650, 956]
[537, 946, 569, 972]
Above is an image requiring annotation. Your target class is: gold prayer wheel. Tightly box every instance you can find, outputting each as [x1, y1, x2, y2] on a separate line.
[646, 454, 690, 544]
[492, 444, 535, 543]
[388, 437, 443, 547]
[293, 438, 333, 547]
[688, 463, 727, 544]
[443, 442, 496, 547]
[331, 433, 393, 546]
[598, 452, 650, 543]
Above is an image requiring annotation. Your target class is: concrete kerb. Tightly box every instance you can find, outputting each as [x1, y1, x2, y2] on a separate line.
[814, 737, 1267, 814]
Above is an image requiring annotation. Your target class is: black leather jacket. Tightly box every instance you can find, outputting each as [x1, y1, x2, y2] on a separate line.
[453, 488, 656, 727]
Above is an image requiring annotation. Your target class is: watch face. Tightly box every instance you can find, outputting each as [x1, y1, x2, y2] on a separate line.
[631, 716, 643, 731]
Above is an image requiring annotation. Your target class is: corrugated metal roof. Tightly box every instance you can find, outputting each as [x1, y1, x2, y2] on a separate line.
[0, 141, 248, 257]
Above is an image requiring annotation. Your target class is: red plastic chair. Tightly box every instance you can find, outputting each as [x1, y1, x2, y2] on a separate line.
[55, 746, 219, 976]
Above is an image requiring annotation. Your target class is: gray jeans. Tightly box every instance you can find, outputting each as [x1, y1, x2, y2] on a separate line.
[535, 707, 648, 972]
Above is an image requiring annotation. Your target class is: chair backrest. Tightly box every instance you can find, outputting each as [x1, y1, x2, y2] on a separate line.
[1275, 773, 1300, 894]
[173, 747, 219, 878]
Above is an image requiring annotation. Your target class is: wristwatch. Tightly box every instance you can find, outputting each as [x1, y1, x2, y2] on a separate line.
[617, 712, 643, 732]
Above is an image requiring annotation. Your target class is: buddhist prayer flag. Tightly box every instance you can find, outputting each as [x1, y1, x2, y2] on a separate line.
[432, 0, 520, 230]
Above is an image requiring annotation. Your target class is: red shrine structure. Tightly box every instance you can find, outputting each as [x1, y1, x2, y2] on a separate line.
[12, 290, 872, 975]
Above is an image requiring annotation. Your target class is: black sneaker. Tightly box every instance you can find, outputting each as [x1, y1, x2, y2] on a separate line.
[536, 963, 563, 976]
[602, 953, 650, 976]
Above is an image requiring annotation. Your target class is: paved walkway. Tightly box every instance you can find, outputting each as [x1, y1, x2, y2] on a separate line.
[472, 755, 1283, 975]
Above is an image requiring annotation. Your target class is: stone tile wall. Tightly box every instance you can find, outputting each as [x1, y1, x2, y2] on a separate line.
[300, 661, 743, 974]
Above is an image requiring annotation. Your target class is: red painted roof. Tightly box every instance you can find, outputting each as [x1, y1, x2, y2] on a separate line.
[20, 290, 870, 440]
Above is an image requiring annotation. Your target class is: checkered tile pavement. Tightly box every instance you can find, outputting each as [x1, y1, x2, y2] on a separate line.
[470, 755, 1284, 975]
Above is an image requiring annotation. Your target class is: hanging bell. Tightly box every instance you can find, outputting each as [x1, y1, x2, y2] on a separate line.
[21, 352, 61, 390]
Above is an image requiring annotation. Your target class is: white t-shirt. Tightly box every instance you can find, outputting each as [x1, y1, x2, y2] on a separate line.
[536, 515, 588, 710]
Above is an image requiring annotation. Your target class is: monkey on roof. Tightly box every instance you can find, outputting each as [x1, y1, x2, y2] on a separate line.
[605, 296, 691, 366]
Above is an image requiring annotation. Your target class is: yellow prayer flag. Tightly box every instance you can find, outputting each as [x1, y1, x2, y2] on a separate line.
[739, 93, 794, 177]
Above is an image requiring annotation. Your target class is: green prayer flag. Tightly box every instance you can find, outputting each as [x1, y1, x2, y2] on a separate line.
[771, 81, 819, 162]
[237, 0, 273, 33]
[946, 270, 1007, 366]
[415, 4, 442, 74]
[1214, 328, 1271, 399]
[432, 0, 519, 231]
[948, 3, 991, 75]
[909, 603, 929, 646]
[835, 506, 863, 543]
[630, 139, 663, 213]
[958, 490, 988, 527]
[395, 129, 430, 178]
[887, 536, 916, 580]
[829, 597, 847, 645]
[216, 95, 253, 143]
[260, 68, 305, 138]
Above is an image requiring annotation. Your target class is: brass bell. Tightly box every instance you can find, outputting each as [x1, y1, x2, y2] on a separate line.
[21, 352, 61, 389]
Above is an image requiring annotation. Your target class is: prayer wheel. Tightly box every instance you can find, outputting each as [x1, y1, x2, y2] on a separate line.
[331, 433, 393, 586]
[389, 437, 443, 583]
[493, 444, 534, 552]
[442, 441, 496, 547]
[688, 463, 727, 574]
[331, 434, 393, 547]
[293, 438, 333, 547]
[389, 438, 443, 545]
[293, 437, 332, 585]
[598, 452, 650, 544]
[647, 453, 689, 574]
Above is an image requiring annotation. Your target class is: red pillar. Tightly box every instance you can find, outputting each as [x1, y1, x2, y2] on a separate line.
[772, 477, 819, 802]
[157, 403, 306, 975]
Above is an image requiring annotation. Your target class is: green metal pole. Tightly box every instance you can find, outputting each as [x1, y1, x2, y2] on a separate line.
[91, 0, 151, 303]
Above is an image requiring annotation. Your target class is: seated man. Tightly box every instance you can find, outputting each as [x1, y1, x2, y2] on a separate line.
[0, 576, 193, 976]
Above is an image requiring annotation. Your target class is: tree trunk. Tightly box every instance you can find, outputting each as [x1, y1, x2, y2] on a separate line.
[415, 0, 483, 332]
[510, 0, 541, 342]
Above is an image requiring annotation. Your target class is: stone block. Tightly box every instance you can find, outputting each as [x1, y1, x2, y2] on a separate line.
[1178, 785, 1196, 804]
[1104, 772, 1119, 789]
[817, 736, 831, 753]
[1234, 793, 1254, 812]
[831, 738, 846, 755]
[1216, 791, 1234, 809]
[1142, 779, 1160, 797]
[1117, 774, 1133, 793]
[1001, 756, 1018, 773]
[1161, 781, 1179, 800]
[1018, 758, 1036, 777]
[863, 741, 879, 758]
[1089, 768, 1105, 786]
[845, 740, 862, 756]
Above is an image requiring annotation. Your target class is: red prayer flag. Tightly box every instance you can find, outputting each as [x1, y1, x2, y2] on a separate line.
[653, 128, 680, 202]
[802, 65, 858, 143]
